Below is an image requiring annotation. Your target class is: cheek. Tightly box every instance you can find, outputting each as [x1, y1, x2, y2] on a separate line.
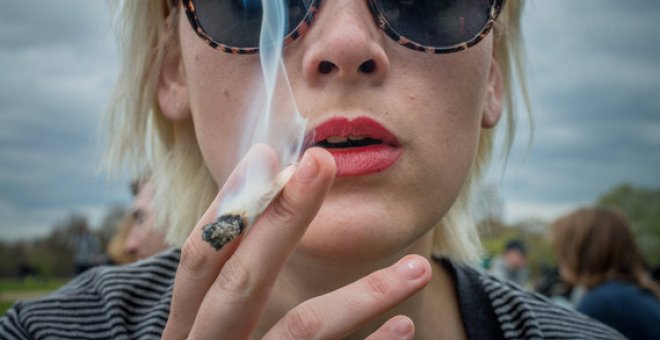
[180, 25, 263, 184]
[402, 50, 491, 208]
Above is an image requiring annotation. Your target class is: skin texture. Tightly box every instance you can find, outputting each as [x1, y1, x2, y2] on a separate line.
[159, 1, 503, 338]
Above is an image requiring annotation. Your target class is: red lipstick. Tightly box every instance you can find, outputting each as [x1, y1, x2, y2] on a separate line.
[305, 117, 402, 176]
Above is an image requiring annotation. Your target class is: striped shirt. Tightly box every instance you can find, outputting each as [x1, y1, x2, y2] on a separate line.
[1, 249, 624, 339]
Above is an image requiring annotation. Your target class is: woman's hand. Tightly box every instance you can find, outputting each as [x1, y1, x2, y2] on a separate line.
[162, 146, 432, 339]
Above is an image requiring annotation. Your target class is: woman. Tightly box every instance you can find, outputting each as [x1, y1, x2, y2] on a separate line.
[1, 1, 623, 339]
[550, 207, 660, 340]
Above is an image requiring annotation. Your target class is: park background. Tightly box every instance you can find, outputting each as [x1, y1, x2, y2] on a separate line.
[1, 1, 659, 313]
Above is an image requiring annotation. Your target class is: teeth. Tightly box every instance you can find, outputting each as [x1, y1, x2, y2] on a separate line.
[326, 136, 348, 143]
[325, 136, 368, 144]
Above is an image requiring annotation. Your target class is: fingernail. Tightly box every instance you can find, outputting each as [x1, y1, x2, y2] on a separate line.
[397, 257, 425, 280]
[296, 152, 318, 182]
[389, 316, 413, 338]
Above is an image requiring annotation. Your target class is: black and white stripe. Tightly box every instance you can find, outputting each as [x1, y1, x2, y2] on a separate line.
[1, 250, 178, 340]
[482, 274, 625, 339]
[1, 249, 624, 339]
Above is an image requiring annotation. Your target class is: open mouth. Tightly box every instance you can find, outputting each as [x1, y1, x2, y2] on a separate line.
[304, 116, 400, 149]
[304, 116, 401, 176]
[314, 136, 384, 149]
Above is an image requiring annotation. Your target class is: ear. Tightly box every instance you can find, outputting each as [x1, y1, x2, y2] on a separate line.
[158, 47, 191, 122]
[481, 58, 504, 129]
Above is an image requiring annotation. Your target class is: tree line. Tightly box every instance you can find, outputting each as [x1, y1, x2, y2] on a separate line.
[0, 205, 125, 278]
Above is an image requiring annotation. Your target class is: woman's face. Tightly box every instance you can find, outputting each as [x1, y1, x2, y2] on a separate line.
[124, 182, 168, 260]
[162, 1, 503, 262]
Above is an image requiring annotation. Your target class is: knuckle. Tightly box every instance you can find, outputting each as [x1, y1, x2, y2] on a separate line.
[179, 239, 207, 273]
[364, 274, 391, 301]
[284, 306, 322, 339]
[268, 189, 299, 226]
[215, 256, 253, 297]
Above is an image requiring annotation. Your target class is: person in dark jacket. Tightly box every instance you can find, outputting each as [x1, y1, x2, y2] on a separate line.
[551, 207, 660, 340]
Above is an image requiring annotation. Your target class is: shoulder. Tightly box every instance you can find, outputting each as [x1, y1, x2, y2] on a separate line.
[455, 262, 626, 340]
[577, 281, 660, 340]
[583, 280, 649, 300]
[580, 280, 660, 310]
[579, 280, 660, 318]
[0, 248, 180, 340]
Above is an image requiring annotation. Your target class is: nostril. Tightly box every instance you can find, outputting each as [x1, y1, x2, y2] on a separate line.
[358, 59, 376, 74]
[318, 61, 336, 74]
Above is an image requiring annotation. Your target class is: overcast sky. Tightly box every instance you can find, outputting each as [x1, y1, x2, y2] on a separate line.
[1, 1, 659, 241]
[490, 0, 660, 222]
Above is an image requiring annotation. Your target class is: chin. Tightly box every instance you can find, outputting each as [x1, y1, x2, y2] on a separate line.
[294, 195, 432, 265]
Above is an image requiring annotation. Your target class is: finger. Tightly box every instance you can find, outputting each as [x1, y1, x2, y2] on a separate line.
[365, 315, 415, 340]
[162, 144, 278, 340]
[188, 147, 336, 340]
[264, 255, 431, 340]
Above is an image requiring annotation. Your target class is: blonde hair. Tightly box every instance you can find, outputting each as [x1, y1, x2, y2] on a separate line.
[105, 1, 529, 262]
[433, 1, 529, 262]
[550, 207, 660, 298]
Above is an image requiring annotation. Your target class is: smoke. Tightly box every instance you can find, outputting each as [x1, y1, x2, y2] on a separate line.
[216, 0, 307, 226]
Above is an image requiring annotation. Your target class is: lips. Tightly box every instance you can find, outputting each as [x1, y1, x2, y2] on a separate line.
[304, 116, 402, 176]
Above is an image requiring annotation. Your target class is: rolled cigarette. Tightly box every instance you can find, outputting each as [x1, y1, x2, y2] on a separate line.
[201, 165, 295, 250]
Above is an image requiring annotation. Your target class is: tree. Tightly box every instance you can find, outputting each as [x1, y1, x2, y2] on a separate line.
[597, 183, 660, 266]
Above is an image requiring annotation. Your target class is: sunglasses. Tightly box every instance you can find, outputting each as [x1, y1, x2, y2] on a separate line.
[181, 0, 506, 54]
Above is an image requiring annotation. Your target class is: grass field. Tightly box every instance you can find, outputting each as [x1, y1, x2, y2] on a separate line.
[0, 278, 68, 315]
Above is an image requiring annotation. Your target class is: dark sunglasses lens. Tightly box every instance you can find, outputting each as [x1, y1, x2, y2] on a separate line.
[375, 0, 494, 48]
[194, 0, 313, 48]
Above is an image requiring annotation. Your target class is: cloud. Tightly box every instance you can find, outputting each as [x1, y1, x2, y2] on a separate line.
[504, 200, 584, 225]
[486, 1, 660, 223]
[0, 1, 127, 240]
[0, 1, 110, 50]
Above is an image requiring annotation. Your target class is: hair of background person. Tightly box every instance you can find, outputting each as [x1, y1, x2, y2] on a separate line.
[106, 214, 138, 265]
[504, 239, 528, 255]
[104, 0, 530, 263]
[550, 207, 660, 298]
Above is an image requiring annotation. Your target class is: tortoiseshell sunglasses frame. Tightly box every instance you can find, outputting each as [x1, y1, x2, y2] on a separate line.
[181, 0, 506, 55]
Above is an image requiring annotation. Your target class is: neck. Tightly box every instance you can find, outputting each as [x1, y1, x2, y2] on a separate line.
[252, 231, 467, 339]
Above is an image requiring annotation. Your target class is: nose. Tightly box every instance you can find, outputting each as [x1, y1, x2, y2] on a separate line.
[301, 1, 390, 86]
[123, 228, 139, 256]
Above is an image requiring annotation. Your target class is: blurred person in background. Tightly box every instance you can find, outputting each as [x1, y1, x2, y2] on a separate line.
[106, 215, 138, 265]
[550, 207, 660, 340]
[107, 175, 168, 265]
[123, 177, 169, 260]
[107, 176, 169, 264]
[490, 238, 529, 288]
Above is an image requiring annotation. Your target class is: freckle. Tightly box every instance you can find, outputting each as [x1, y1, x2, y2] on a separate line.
[223, 90, 230, 99]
